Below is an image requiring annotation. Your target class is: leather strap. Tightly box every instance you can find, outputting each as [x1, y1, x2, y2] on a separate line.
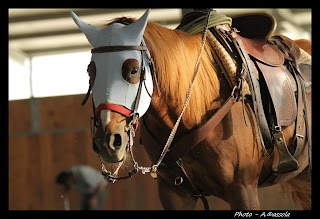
[292, 69, 305, 158]
[168, 96, 236, 161]
[82, 86, 91, 106]
[231, 32, 273, 153]
[211, 25, 273, 153]
[290, 62, 309, 160]
[175, 159, 209, 210]
[140, 96, 236, 163]
[95, 103, 132, 117]
[140, 96, 235, 210]
[91, 45, 147, 53]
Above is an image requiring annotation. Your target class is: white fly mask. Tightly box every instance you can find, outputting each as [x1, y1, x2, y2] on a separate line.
[70, 9, 153, 119]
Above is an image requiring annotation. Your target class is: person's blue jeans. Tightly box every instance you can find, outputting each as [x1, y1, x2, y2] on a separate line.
[80, 187, 107, 210]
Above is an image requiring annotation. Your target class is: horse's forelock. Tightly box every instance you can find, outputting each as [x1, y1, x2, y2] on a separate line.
[102, 17, 136, 27]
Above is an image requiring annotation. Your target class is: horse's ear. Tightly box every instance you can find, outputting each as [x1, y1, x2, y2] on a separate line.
[124, 9, 150, 41]
[70, 11, 99, 46]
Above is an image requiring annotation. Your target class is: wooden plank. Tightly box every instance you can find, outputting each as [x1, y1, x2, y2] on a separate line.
[9, 135, 43, 210]
[38, 94, 92, 130]
[9, 136, 28, 210]
[26, 135, 43, 210]
[9, 99, 31, 132]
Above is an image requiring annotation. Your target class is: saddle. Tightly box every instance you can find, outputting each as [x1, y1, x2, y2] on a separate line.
[239, 33, 310, 175]
[138, 11, 311, 207]
[178, 10, 312, 178]
[232, 15, 311, 174]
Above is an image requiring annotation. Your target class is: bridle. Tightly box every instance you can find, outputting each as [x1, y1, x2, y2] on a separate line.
[81, 11, 216, 210]
[81, 14, 211, 184]
[82, 36, 160, 182]
[83, 43, 150, 124]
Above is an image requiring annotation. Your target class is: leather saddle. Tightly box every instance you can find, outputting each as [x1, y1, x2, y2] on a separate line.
[178, 11, 312, 176]
[227, 17, 311, 176]
[239, 33, 311, 178]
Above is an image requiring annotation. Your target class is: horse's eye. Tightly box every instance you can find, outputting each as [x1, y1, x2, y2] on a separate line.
[131, 68, 138, 75]
[122, 59, 140, 84]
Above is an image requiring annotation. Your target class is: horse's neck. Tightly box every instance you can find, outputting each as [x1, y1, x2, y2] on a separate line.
[142, 23, 247, 150]
[151, 36, 235, 125]
[144, 73, 232, 144]
[140, 74, 236, 165]
[145, 99, 187, 139]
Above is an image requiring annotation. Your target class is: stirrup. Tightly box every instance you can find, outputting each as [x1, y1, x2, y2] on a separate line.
[272, 127, 299, 174]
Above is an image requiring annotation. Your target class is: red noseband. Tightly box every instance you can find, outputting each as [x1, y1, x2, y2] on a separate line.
[95, 103, 132, 117]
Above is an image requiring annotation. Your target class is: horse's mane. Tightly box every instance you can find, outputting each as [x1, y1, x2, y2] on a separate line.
[109, 17, 221, 126]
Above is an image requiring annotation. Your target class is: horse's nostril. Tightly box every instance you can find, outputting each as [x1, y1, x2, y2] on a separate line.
[113, 134, 122, 147]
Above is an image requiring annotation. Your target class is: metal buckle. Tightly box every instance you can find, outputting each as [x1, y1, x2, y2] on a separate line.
[292, 134, 304, 144]
[174, 177, 184, 185]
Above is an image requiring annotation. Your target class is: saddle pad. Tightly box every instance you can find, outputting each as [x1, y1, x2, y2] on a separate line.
[256, 62, 297, 127]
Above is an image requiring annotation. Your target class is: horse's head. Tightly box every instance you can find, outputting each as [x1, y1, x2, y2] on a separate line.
[71, 9, 153, 163]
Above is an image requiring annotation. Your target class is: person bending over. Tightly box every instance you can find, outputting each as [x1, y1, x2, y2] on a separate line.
[56, 165, 108, 210]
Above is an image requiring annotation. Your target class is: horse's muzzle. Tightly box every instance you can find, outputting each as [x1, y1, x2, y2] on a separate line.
[92, 133, 128, 163]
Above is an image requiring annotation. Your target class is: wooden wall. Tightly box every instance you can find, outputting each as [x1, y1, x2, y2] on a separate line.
[8, 94, 301, 210]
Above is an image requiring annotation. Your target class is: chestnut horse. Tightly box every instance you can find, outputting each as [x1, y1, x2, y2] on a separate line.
[71, 9, 311, 210]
